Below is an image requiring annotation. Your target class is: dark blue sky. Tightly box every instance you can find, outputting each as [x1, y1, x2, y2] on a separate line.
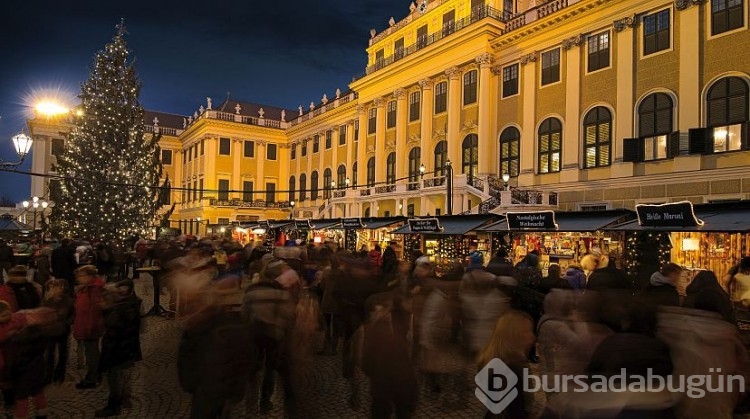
[0, 0, 407, 202]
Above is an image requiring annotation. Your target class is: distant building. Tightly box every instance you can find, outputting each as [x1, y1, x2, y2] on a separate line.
[28, 0, 750, 236]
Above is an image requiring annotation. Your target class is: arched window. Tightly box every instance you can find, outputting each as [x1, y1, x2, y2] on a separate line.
[638, 93, 673, 160]
[499, 127, 520, 177]
[583, 107, 612, 168]
[288, 176, 296, 202]
[352, 162, 358, 188]
[337, 165, 346, 189]
[367, 157, 375, 187]
[310, 171, 319, 200]
[538, 119, 562, 173]
[462, 134, 479, 176]
[434, 140, 448, 178]
[386, 152, 396, 184]
[706, 77, 748, 153]
[323, 168, 332, 198]
[364, 207, 371, 218]
[408, 147, 421, 189]
[299, 174, 307, 202]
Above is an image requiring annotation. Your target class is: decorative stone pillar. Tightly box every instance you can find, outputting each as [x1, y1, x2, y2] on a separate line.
[560, 37, 582, 184]
[519, 53, 537, 187]
[612, 16, 637, 178]
[419, 79, 434, 173]
[345, 121, 355, 182]
[256, 140, 266, 197]
[374, 97, 387, 183]
[174, 150, 183, 203]
[394, 88, 408, 179]
[204, 136, 217, 198]
[232, 138, 242, 200]
[278, 144, 290, 202]
[476, 53, 494, 176]
[445, 66, 462, 169]
[677, 2, 701, 138]
[356, 105, 368, 188]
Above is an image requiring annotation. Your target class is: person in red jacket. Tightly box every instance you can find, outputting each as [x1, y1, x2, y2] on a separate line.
[368, 244, 383, 275]
[72, 265, 105, 389]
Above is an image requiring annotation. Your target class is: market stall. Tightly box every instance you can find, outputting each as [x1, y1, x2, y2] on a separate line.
[390, 215, 496, 268]
[476, 210, 634, 275]
[341, 217, 406, 255]
[606, 201, 750, 293]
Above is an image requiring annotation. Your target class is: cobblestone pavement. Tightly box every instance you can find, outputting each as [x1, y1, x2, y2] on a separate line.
[39, 278, 490, 418]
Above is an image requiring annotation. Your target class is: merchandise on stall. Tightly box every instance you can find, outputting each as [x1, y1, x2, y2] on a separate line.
[341, 217, 406, 256]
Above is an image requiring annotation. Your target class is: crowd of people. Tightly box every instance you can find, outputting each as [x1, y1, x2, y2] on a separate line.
[1, 233, 750, 418]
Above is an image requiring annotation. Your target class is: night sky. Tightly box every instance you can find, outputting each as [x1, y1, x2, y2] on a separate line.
[0, 0, 407, 202]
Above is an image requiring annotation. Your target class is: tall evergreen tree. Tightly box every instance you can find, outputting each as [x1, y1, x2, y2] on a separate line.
[51, 22, 163, 242]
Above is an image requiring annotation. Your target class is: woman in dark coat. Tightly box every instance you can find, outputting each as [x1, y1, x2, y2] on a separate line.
[95, 279, 142, 417]
[683, 270, 736, 324]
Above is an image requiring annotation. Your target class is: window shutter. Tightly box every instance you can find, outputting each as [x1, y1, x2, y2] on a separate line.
[667, 131, 681, 158]
[688, 128, 710, 155]
[742, 122, 750, 150]
[622, 138, 642, 162]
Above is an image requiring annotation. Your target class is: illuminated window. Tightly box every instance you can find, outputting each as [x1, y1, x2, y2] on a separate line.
[583, 107, 612, 168]
[499, 127, 520, 177]
[538, 119, 562, 173]
[587, 31, 610, 72]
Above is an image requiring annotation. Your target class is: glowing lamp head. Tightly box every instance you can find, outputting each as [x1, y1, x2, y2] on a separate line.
[12, 132, 33, 158]
[419, 163, 426, 174]
[502, 173, 510, 183]
[35, 101, 69, 117]
[290, 200, 295, 207]
[22, 201, 29, 208]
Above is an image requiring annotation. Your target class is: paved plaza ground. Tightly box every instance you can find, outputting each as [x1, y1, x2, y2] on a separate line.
[39, 277, 489, 418]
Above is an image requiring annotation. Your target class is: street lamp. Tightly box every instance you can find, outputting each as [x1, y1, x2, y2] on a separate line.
[502, 173, 510, 191]
[2, 132, 34, 168]
[419, 163, 426, 179]
[22, 196, 48, 233]
[289, 200, 295, 220]
[345, 177, 350, 187]
[445, 160, 454, 216]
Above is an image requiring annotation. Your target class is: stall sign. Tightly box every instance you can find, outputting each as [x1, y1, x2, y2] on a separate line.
[506, 211, 558, 230]
[408, 218, 443, 233]
[342, 218, 365, 229]
[295, 219, 313, 229]
[636, 201, 704, 228]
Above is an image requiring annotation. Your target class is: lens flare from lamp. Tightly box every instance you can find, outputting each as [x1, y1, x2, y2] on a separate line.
[35, 101, 70, 116]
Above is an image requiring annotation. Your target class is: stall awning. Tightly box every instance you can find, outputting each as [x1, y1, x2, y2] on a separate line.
[607, 209, 750, 232]
[478, 210, 633, 232]
[309, 219, 342, 230]
[390, 215, 496, 236]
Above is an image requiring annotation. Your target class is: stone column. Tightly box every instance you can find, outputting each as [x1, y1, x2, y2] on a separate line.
[677, 4, 701, 137]
[560, 40, 581, 184]
[476, 53, 494, 176]
[395, 88, 408, 179]
[419, 79, 434, 172]
[346, 121, 355, 182]
[256, 141, 266, 198]
[519, 53, 537, 187]
[612, 17, 637, 178]
[174, 150, 183, 203]
[374, 97, 387, 183]
[318, 131, 326, 197]
[204, 137, 217, 197]
[356, 106, 368, 188]
[294, 140, 301, 188]
[232, 138, 242, 200]
[278, 144, 290, 202]
[446, 66, 462, 168]
[332, 127, 339, 181]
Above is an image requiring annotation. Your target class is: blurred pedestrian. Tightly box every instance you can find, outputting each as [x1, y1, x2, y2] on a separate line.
[72, 265, 105, 389]
[643, 263, 681, 307]
[95, 279, 142, 417]
[684, 270, 735, 323]
[42, 279, 74, 384]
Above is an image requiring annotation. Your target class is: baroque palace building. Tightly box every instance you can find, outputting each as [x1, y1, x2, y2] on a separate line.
[28, 0, 750, 236]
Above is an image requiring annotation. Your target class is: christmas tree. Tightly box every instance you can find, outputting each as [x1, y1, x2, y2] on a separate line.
[50, 22, 163, 242]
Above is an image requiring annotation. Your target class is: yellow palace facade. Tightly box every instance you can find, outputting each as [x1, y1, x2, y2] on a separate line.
[28, 0, 750, 236]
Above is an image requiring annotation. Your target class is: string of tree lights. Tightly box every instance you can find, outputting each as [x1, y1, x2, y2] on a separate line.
[48, 22, 164, 242]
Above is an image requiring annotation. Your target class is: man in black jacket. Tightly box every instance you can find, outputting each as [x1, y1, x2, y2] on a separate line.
[51, 239, 77, 290]
[0, 240, 14, 282]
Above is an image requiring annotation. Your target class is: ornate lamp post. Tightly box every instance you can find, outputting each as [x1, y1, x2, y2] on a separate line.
[22, 196, 49, 234]
[3, 132, 34, 167]
[502, 173, 510, 191]
[445, 160, 454, 216]
[289, 200, 295, 220]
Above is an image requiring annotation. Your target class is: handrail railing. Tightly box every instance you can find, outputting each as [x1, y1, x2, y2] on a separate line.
[209, 199, 292, 208]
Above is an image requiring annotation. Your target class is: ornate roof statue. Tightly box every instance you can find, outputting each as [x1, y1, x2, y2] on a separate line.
[206, 97, 212, 110]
